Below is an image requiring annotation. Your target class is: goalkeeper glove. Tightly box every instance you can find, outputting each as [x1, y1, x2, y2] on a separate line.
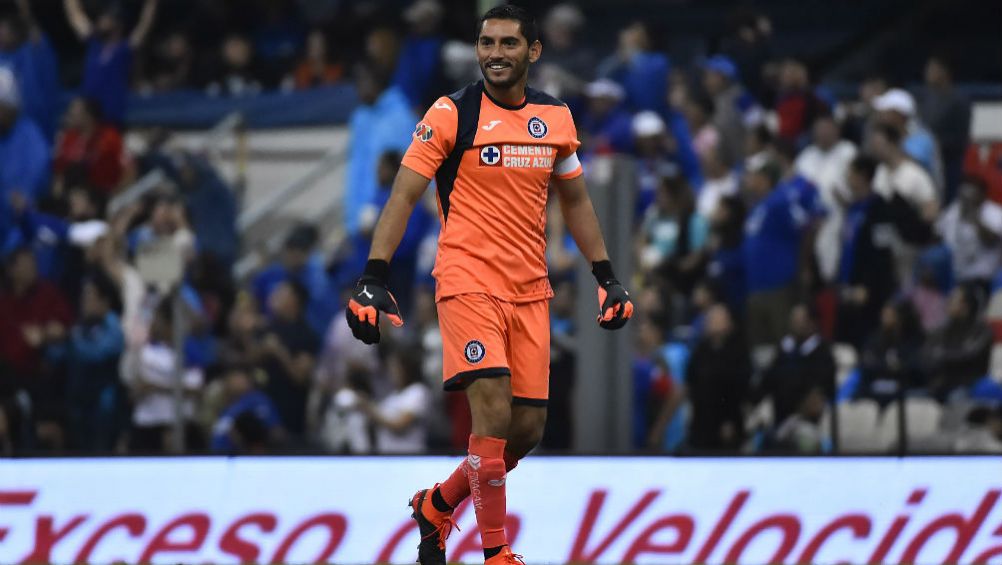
[345, 259, 404, 344]
[592, 260, 634, 330]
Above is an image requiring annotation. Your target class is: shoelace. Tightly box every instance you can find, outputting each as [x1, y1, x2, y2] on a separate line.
[505, 552, 526, 564]
[422, 515, 460, 550]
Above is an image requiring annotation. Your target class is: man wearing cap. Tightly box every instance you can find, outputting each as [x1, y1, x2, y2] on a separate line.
[580, 79, 633, 154]
[873, 87, 944, 190]
[0, 66, 49, 252]
[702, 54, 760, 169]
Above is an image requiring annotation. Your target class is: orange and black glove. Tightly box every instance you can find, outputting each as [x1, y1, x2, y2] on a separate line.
[345, 259, 404, 344]
[593, 260, 634, 330]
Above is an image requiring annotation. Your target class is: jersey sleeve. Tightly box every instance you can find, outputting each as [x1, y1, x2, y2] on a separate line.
[400, 97, 458, 180]
[553, 107, 583, 180]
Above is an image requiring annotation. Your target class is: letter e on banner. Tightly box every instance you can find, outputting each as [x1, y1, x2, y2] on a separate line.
[219, 513, 278, 564]
[139, 513, 211, 563]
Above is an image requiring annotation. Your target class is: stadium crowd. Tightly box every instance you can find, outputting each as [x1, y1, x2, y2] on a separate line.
[0, 0, 1000, 456]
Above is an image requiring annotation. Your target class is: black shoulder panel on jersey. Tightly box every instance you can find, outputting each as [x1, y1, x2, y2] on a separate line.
[524, 86, 566, 107]
[436, 82, 483, 224]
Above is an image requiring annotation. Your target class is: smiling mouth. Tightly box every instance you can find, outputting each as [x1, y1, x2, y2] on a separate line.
[486, 62, 510, 71]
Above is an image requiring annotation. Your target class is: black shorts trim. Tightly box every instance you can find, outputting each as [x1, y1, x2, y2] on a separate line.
[512, 396, 548, 407]
[443, 366, 511, 391]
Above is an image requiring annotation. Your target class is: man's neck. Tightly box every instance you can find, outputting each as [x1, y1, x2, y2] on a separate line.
[484, 79, 526, 107]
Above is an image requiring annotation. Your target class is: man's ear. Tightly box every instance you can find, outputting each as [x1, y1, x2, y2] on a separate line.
[528, 40, 542, 63]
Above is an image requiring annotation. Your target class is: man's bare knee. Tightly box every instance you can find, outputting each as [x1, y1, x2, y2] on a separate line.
[507, 406, 546, 459]
[466, 377, 512, 438]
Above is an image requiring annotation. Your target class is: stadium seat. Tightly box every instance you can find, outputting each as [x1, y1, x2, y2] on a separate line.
[878, 398, 943, 451]
[824, 399, 881, 452]
[832, 342, 858, 386]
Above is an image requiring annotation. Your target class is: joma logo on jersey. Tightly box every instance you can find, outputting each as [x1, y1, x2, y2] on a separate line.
[414, 122, 433, 142]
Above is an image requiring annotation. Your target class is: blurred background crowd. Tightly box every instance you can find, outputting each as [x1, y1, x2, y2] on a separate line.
[1, 0, 1001, 456]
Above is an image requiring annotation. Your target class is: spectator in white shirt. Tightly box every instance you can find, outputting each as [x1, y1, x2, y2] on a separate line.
[795, 113, 857, 281]
[121, 299, 204, 452]
[870, 122, 939, 223]
[697, 147, 739, 218]
[937, 176, 1002, 288]
[796, 114, 857, 206]
[360, 347, 430, 454]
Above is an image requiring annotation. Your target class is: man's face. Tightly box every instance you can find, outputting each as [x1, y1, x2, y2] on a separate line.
[789, 305, 813, 339]
[268, 282, 300, 321]
[947, 288, 969, 320]
[868, 132, 892, 161]
[67, 188, 96, 220]
[96, 13, 121, 40]
[64, 98, 90, 130]
[281, 247, 308, 271]
[11, 252, 37, 288]
[958, 181, 984, 211]
[812, 118, 838, 149]
[477, 19, 540, 89]
[925, 59, 949, 87]
[703, 70, 726, 96]
[848, 168, 870, 200]
[81, 282, 108, 319]
[705, 305, 733, 340]
[745, 170, 772, 199]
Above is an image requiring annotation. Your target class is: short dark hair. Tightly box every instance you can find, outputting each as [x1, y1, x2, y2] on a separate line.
[750, 124, 774, 147]
[84, 270, 122, 312]
[850, 155, 878, 181]
[478, 4, 538, 45]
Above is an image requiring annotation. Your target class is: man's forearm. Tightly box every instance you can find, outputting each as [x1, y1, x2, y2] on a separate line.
[369, 191, 420, 262]
[558, 189, 609, 264]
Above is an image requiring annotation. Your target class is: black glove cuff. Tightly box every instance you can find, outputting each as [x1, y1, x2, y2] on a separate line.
[363, 259, 390, 285]
[591, 260, 617, 286]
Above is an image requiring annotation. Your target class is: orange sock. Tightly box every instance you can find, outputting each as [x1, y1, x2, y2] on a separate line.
[467, 434, 507, 549]
[435, 450, 520, 509]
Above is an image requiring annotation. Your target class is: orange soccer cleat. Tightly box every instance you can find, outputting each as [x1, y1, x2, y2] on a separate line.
[409, 486, 459, 565]
[484, 545, 525, 565]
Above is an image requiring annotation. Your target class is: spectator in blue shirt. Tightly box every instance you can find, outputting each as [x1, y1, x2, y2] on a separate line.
[344, 64, 417, 236]
[252, 224, 334, 336]
[706, 195, 747, 320]
[63, 0, 159, 127]
[579, 79, 633, 155]
[171, 152, 239, 267]
[45, 273, 125, 451]
[0, 68, 49, 240]
[743, 159, 814, 347]
[0, 0, 61, 141]
[211, 363, 283, 453]
[393, 0, 446, 109]
[598, 22, 669, 113]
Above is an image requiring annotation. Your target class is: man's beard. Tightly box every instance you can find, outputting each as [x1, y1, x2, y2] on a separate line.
[481, 57, 529, 89]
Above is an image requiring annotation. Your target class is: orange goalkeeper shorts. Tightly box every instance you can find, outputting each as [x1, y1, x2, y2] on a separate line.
[437, 293, 550, 406]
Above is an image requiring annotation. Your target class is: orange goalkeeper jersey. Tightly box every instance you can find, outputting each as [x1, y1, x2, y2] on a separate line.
[401, 80, 583, 303]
